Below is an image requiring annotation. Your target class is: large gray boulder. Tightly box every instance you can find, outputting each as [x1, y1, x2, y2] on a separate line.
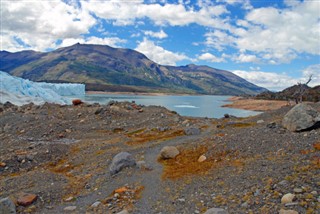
[0, 197, 16, 214]
[282, 103, 320, 132]
[109, 152, 136, 175]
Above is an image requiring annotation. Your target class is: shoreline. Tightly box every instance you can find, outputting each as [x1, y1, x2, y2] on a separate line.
[86, 91, 194, 96]
[222, 96, 289, 111]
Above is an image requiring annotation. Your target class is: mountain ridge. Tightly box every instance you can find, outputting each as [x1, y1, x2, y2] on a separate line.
[0, 43, 267, 95]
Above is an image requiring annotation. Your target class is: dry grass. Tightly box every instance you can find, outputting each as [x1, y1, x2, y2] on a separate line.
[126, 129, 185, 145]
[159, 145, 214, 179]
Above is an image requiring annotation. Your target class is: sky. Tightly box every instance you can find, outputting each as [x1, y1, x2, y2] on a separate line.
[1, 0, 320, 91]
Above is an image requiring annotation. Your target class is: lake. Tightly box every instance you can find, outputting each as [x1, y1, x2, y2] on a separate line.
[73, 94, 261, 118]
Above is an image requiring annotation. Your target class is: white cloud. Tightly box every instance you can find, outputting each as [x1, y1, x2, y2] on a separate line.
[232, 65, 320, 91]
[1, 1, 96, 51]
[60, 36, 126, 48]
[232, 70, 297, 91]
[233, 1, 320, 63]
[82, 1, 230, 29]
[198, 53, 225, 63]
[143, 30, 168, 39]
[234, 53, 259, 63]
[301, 64, 320, 87]
[135, 38, 190, 65]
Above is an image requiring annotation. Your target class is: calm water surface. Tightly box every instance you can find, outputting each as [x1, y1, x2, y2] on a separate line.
[76, 94, 261, 118]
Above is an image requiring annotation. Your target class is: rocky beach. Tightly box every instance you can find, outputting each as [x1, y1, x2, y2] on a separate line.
[0, 100, 319, 214]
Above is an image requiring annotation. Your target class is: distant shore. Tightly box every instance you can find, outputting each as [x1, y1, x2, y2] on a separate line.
[222, 96, 289, 111]
[86, 91, 197, 96]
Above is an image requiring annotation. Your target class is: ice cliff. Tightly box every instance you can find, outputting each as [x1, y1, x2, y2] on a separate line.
[0, 71, 85, 106]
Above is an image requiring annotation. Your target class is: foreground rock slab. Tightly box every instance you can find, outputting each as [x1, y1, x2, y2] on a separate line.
[110, 152, 136, 175]
[282, 103, 320, 132]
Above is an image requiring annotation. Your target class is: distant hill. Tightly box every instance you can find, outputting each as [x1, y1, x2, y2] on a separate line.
[0, 43, 266, 95]
[256, 84, 320, 102]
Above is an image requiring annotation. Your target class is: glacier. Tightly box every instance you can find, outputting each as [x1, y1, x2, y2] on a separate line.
[0, 71, 85, 106]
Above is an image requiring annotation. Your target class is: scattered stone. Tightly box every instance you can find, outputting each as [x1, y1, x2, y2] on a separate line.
[0, 162, 6, 167]
[17, 193, 37, 206]
[293, 188, 303, 194]
[198, 155, 207, 162]
[91, 201, 101, 208]
[311, 191, 317, 195]
[204, 207, 228, 214]
[279, 209, 299, 214]
[64, 196, 74, 202]
[177, 198, 186, 203]
[136, 161, 152, 170]
[184, 127, 201, 135]
[241, 202, 248, 208]
[0, 197, 16, 214]
[159, 146, 180, 159]
[278, 180, 289, 186]
[284, 202, 298, 207]
[267, 122, 277, 129]
[64, 206, 77, 211]
[257, 119, 264, 124]
[224, 114, 230, 118]
[94, 108, 104, 115]
[282, 103, 320, 132]
[281, 193, 295, 204]
[72, 99, 83, 106]
[109, 152, 136, 175]
[117, 209, 129, 214]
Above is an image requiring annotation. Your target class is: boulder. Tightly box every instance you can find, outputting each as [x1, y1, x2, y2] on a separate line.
[0, 197, 16, 214]
[282, 103, 320, 132]
[184, 127, 201, 135]
[159, 146, 180, 159]
[110, 152, 136, 175]
[204, 208, 228, 214]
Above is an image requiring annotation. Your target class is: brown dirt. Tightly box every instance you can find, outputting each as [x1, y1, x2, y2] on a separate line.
[0, 101, 319, 214]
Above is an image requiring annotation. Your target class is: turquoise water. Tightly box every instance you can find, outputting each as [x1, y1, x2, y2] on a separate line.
[75, 94, 261, 118]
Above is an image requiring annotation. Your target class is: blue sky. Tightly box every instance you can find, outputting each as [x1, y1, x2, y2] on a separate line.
[1, 0, 319, 91]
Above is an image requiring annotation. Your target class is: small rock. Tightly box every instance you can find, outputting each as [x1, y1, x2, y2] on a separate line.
[184, 127, 201, 135]
[257, 119, 264, 124]
[198, 155, 207, 162]
[91, 201, 101, 208]
[159, 146, 180, 159]
[177, 198, 186, 203]
[94, 108, 104, 115]
[17, 192, 37, 206]
[0, 162, 6, 167]
[278, 180, 289, 186]
[279, 209, 299, 214]
[241, 202, 248, 208]
[109, 152, 136, 175]
[114, 193, 120, 198]
[64, 196, 74, 202]
[136, 161, 152, 170]
[64, 206, 77, 211]
[116, 209, 129, 214]
[281, 193, 295, 204]
[204, 207, 228, 214]
[72, 99, 83, 106]
[311, 191, 317, 195]
[0, 197, 16, 214]
[293, 188, 303, 194]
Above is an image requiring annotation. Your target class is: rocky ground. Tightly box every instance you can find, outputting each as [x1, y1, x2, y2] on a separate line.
[0, 100, 319, 214]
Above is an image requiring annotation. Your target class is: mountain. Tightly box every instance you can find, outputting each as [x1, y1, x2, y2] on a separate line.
[0, 43, 266, 95]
